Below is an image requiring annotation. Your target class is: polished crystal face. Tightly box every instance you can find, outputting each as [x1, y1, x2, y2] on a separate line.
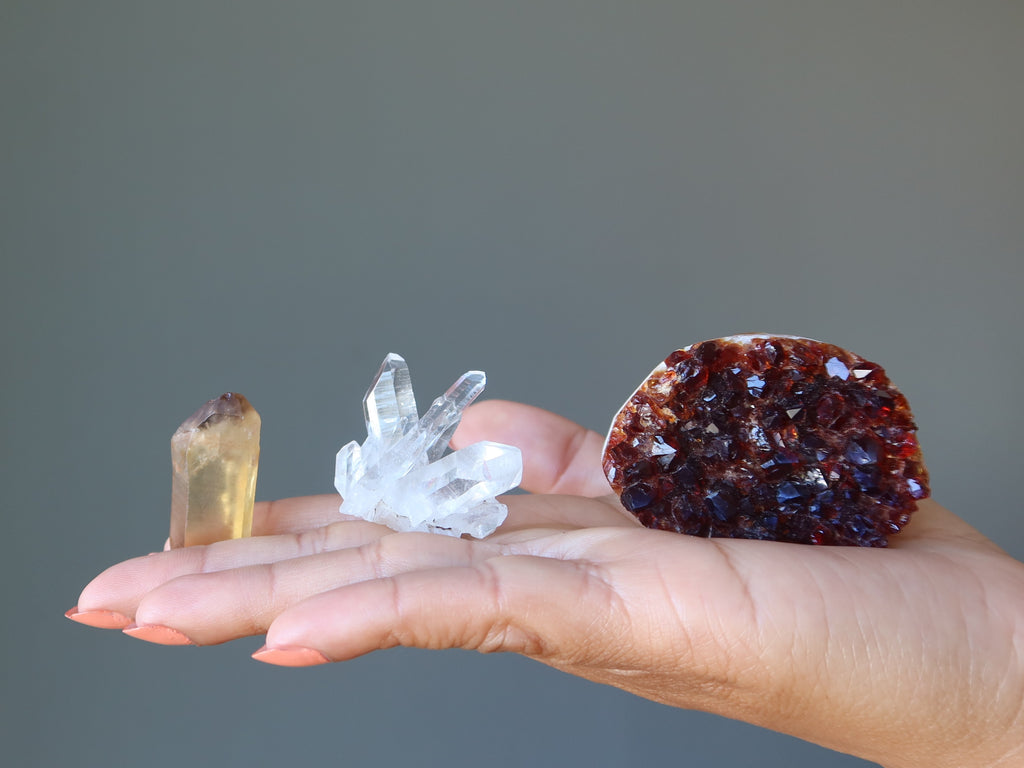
[170, 392, 260, 548]
[335, 354, 523, 538]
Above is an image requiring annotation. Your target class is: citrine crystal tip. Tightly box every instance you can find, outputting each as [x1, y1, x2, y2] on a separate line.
[170, 392, 261, 548]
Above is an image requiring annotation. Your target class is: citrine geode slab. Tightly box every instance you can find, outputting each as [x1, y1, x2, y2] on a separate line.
[603, 335, 929, 546]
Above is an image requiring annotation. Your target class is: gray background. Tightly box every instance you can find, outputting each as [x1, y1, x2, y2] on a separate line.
[2, 2, 1021, 766]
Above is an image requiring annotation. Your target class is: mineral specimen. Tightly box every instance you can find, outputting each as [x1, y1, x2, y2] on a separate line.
[170, 393, 260, 548]
[335, 354, 523, 538]
[603, 335, 929, 546]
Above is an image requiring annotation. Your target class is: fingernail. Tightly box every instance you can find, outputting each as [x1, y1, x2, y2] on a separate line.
[123, 623, 196, 646]
[251, 645, 330, 667]
[65, 606, 131, 630]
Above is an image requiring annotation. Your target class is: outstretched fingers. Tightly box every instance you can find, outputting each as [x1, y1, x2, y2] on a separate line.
[69, 494, 632, 638]
[257, 552, 627, 667]
[72, 520, 391, 628]
[127, 533, 506, 646]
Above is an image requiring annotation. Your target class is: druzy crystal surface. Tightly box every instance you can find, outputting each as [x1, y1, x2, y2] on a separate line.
[335, 354, 523, 538]
[170, 393, 260, 548]
[603, 335, 929, 546]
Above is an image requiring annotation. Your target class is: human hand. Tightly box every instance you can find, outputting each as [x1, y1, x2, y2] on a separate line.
[68, 401, 1024, 768]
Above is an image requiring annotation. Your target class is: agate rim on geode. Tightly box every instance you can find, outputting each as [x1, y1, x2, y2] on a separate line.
[602, 335, 929, 546]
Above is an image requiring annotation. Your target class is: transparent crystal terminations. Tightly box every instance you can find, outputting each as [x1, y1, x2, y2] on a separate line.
[170, 392, 260, 548]
[335, 354, 523, 538]
[603, 335, 930, 546]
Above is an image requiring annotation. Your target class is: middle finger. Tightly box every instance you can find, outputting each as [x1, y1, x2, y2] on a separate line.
[130, 531, 504, 645]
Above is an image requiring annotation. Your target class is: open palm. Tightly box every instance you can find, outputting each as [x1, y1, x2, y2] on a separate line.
[71, 401, 1024, 768]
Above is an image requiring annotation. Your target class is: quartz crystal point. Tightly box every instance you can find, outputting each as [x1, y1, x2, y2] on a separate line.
[603, 335, 929, 546]
[170, 393, 260, 548]
[335, 354, 523, 538]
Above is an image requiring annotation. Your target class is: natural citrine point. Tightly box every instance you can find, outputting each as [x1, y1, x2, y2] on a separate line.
[170, 393, 260, 548]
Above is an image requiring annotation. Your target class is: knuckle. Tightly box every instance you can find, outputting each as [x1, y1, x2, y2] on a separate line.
[473, 559, 545, 657]
[293, 524, 333, 558]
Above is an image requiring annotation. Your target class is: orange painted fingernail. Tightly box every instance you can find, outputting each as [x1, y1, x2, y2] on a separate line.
[65, 606, 131, 629]
[123, 623, 196, 646]
[251, 645, 330, 667]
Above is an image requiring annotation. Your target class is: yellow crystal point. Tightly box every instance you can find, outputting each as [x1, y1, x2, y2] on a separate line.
[170, 392, 260, 548]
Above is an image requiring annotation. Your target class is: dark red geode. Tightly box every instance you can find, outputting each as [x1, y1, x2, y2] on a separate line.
[603, 335, 929, 546]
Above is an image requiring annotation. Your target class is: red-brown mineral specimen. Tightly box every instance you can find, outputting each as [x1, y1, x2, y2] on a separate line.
[603, 335, 929, 546]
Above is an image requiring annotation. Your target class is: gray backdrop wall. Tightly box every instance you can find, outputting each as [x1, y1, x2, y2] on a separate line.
[2, 2, 1021, 766]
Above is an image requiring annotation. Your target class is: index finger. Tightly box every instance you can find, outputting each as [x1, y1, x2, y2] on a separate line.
[251, 494, 348, 536]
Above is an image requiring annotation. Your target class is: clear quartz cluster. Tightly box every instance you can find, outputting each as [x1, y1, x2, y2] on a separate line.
[334, 354, 523, 538]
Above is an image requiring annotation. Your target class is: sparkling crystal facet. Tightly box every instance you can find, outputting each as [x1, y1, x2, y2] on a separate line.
[364, 353, 419, 449]
[170, 393, 260, 548]
[603, 335, 929, 546]
[335, 354, 522, 538]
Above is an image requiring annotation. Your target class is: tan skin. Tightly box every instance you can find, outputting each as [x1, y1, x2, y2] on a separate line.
[71, 401, 1024, 767]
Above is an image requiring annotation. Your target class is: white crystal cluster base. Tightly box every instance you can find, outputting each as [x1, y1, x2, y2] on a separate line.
[334, 354, 523, 538]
